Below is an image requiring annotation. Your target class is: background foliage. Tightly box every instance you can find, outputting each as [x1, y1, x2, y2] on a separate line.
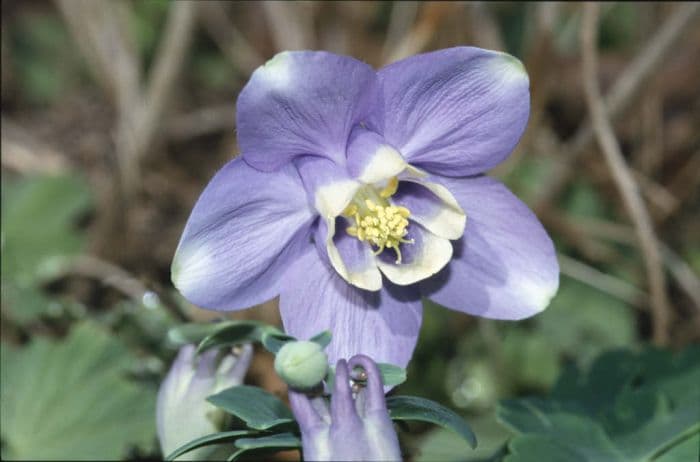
[1, 1, 698, 460]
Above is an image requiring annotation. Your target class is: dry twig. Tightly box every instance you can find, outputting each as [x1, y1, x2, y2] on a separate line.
[263, 1, 315, 52]
[581, 3, 670, 345]
[383, 2, 455, 65]
[558, 254, 646, 308]
[198, 1, 264, 75]
[533, 2, 700, 212]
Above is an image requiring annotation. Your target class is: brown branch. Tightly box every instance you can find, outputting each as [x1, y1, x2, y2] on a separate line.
[263, 1, 316, 52]
[119, 0, 198, 200]
[54, 0, 141, 115]
[50, 255, 187, 321]
[533, 2, 700, 212]
[383, 2, 455, 65]
[381, 1, 420, 63]
[198, 1, 264, 76]
[1, 117, 69, 175]
[166, 104, 237, 141]
[581, 3, 670, 345]
[558, 253, 647, 308]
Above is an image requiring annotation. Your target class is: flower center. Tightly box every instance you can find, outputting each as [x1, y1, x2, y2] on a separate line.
[343, 177, 414, 264]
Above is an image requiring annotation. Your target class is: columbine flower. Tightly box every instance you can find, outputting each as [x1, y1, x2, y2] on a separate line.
[172, 47, 559, 369]
[289, 355, 401, 461]
[156, 344, 252, 460]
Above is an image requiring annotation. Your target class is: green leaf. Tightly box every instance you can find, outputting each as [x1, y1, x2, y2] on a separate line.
[165, 430, 253, 461]
[196, 320, 274, 354]
[207, 385, 295, 431]
[1, 322, 156, 459]
[261, 331, 296, 354]
[1, 175, 92, 324]
[1, 174, 91, 284]
[309, 330, 332, 348]
[229, 433, 301, 461]
[416, 415, 511, 462]
[167, 322, 224, 346]
[653, 433, 700, 462]
[377, 363, 407, 387]
[497, 346, 700, 462]
[387, 395, 477, 449]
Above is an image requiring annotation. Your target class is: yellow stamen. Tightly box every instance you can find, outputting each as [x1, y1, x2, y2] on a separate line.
[380, 177, 399, 198]
[342, 177, 414, 264]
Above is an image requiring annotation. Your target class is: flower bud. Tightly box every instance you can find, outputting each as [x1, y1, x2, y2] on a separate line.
[274, 340, 328, 390]
[156, 344, 252, 460]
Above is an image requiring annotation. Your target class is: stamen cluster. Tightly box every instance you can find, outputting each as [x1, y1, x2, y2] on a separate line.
[345, 196, 413, 264]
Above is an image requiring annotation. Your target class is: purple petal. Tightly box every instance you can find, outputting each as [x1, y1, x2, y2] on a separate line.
[379, 47, 530, 176]
[421, 176, 559, 319]
[345, 127, 407, 184]
[297, 156, 359, 219]
[157, 344, 252, 458]
[237, 51, 380, 171]
[280, 247, 422, 369]
[172, 158, 314, 311]
[317, 216, 382, 291]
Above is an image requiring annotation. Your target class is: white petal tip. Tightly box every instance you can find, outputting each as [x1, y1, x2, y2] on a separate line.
[171, 242, 212, 297]
[491, 52, 529, 85]
[256, 52, 292, 88]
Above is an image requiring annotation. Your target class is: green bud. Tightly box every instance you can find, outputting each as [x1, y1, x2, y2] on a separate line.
[274, 340, 328, 390]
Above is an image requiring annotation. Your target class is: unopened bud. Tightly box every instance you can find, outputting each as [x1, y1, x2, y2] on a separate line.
[274, 340, 328, 390]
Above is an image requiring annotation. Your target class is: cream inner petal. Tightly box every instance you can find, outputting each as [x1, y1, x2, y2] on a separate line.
[391, 178, 466, 240]
[324, 216, 383, 291]
[314, 179, 360, 219]
[357, 145, 407, 185]
[376, 224, 453, 286]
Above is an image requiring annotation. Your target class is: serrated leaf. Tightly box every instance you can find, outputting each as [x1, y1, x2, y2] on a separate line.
[1, 175, 91, 284]
[164, 430, 253, 461]
[0, 322, 156, 459]
[207, 385, 295, 431]
[309, 330, 332, 348]
[387, 395, 477, 448]
[497, 346, 700, 462]
[1, 175, 91, 324]
[228, 432, 301, 461]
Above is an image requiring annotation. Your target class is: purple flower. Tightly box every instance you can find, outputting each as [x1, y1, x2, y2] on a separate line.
[172, 48, 559, 369]
[289, 355, 402, 461]
[157, 344, 252, 460]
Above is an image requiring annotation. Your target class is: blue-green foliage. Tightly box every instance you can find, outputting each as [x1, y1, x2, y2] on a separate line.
[498, 347, 700, 462]
[1, 174, 91, 325]
[1, 322, 157, 459]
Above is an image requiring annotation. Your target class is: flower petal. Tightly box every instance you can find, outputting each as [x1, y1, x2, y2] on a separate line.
[280, 247, 422, 369]
[391, 179, 465, 240]
[172, 158, 314, 310]
[346, 127, 406, 184]
[237, 51, 380, 171]
[379, 47, 530, 176]
[420, 176, 559, 319]
[297, 156, 360, 219]
[376, 223, 453, 286]
[319, 216, 382, 292]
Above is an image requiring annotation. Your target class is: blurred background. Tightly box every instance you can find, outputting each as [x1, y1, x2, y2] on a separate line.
[1, 1, 699, 460]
